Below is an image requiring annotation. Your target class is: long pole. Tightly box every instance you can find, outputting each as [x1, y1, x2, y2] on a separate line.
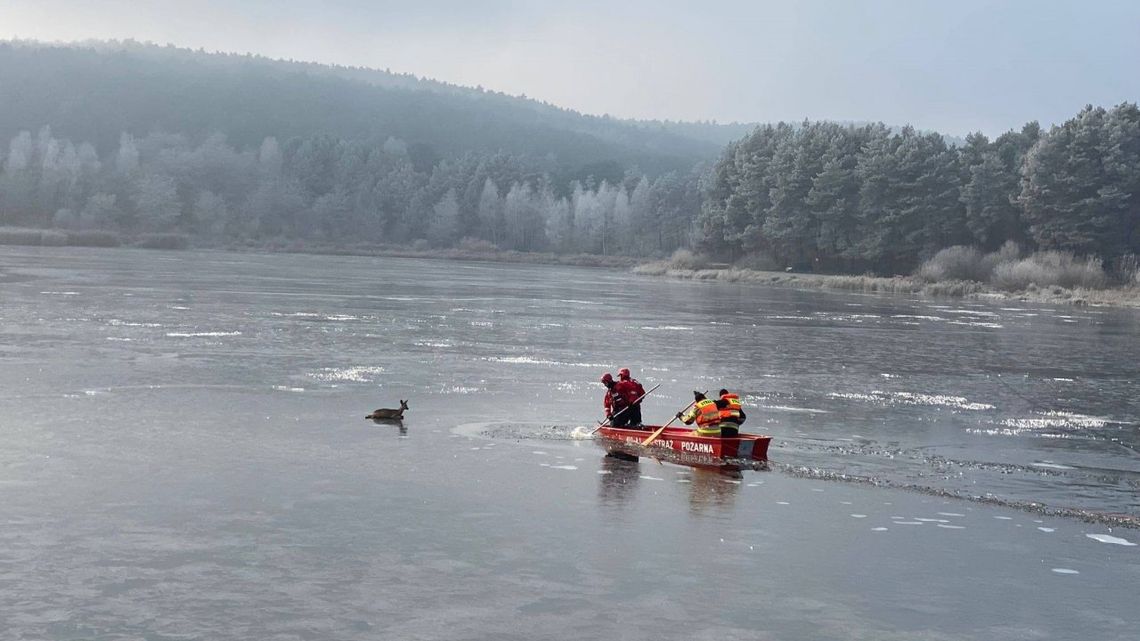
[589, 383, 660, 435]
[642, 391, 707, 446]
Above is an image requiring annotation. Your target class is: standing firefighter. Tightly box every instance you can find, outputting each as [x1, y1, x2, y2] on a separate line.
[600, 373, 631, 427]
[617, 367, 646, 427]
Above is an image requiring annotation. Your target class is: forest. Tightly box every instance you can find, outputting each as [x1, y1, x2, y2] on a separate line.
[1, 41, 1138, 276]
[700, 107, 1140, 274]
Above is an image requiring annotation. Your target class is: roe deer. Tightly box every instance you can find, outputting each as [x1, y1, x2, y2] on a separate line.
[366, 400, 408, 420]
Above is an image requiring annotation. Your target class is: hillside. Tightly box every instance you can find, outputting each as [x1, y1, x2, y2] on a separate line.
[0, 40, 733, 175]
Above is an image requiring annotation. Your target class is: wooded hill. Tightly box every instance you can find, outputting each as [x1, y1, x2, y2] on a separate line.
[0, 41, 732, 175]
[1, 41, 1137, 276]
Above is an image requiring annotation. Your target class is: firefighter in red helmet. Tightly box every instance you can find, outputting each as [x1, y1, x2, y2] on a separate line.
[616, 367, 646, 427]
[600, 372, 631, 427]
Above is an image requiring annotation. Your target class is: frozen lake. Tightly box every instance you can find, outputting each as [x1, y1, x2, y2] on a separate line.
[1, 246, 1138, 640]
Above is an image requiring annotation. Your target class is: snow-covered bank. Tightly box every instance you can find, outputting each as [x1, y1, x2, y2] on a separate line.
[633, 262, 1140, 309]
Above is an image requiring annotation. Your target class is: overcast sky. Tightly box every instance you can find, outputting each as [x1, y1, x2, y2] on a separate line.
[3, 0, 1138, 136]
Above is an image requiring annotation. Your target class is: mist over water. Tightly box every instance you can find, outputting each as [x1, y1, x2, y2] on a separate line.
[2, 247, 1138, 640]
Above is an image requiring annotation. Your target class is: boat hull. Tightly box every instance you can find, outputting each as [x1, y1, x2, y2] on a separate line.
[596, 425, 771, 462]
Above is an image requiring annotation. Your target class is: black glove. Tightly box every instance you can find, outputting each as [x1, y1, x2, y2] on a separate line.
[675, 412, 683, 419]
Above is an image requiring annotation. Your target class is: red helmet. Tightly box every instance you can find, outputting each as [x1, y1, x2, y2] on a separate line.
[618, 368, 631, 379]
[600, 373, 614, 384]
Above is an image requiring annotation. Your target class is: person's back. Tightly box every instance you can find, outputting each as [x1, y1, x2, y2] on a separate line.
[617, 368, 645, 427]
[678, 391, 723, 436]
[715, 388, 745, 437]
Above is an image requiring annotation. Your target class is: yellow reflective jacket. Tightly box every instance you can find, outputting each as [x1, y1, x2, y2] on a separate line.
[681, 399, 721, 428]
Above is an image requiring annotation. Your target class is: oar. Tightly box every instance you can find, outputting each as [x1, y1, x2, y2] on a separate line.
[642, 391, 707, 446]
[590, 383, 661, 435]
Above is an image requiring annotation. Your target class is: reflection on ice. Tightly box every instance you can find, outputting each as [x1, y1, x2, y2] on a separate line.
[107, 319, 163, 327]
[828, 390, 994, 411]
[482, 356, 607, 367]
[1001, 412, 1114, 430]
[307, 365, 384, 383]
[973, 410, 1122, 437]
[948, 320, 1004, 329]
[165, 331, 242, 337]
[1086, 533, 1136, 546]
[1031, 462, 1074, 470]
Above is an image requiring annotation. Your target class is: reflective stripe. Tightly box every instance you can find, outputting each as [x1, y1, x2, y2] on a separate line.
[719, 393, 742, 422]
[695, 425, 721, 436]
[695, 400, 721, 427]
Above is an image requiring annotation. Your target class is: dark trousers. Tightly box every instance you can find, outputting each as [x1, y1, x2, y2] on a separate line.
[720, 423, 739, 437]
[626, 403, 643, 427]
[610, 408, 632, 428]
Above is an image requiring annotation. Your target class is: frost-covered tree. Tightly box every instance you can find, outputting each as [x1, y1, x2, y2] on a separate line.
[80, 193, 121, 229]
[132, 173, 181, 231]
[193, 191, 229, 237]
[116, 133, 140, 176]
[427, 188, 461, 247]
[477, 177, 503, 246]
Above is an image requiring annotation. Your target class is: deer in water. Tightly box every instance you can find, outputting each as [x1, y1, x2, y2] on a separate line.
[366, 400, 408, 421]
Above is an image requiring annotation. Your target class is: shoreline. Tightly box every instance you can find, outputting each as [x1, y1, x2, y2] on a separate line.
[0, 228, 639, 270]
[247, 244, 641, 269]
[632, 263, 1140, 309]
[4, 233, 1139, 309]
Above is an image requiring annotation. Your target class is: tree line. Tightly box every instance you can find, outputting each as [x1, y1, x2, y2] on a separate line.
[3, 104, 1137, 271]
[699, 104, 1140, 273]
[1, 43, 1138, 273]
[0, 127, 702, 256]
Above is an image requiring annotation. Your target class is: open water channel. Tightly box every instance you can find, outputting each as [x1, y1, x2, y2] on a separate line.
[1, 247, 1138, 640]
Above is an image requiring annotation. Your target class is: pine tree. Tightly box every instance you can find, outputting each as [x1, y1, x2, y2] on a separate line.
[1020, 105, 1133, 256]
[808, 125, 872, 270]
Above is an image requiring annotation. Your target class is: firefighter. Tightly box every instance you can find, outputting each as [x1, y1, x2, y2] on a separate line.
[600, 373, 631, 427]
[713, 388, 746, 437]
[677, 391, 723, 436]
[616, 367, 646, 427]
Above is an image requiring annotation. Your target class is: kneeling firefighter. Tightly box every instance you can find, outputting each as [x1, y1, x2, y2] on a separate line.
[677, 391, 722, 436]
[677, 389, 746, 437]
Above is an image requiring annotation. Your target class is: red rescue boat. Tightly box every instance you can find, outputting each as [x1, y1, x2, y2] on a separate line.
[595, 425, 771, 462]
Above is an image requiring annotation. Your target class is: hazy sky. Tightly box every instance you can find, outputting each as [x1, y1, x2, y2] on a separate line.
[3, 0, 1138, 136]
